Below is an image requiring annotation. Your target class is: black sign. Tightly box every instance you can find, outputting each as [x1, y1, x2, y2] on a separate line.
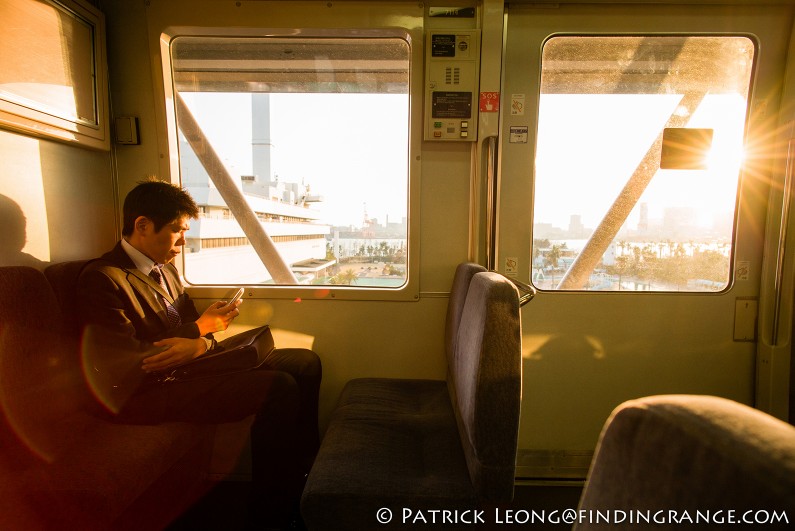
[431, 34, 457, 58]
[432, 92, 472, 119]
[428, 7, 476, 18]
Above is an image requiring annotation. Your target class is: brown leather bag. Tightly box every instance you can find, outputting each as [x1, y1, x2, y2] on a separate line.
[157, 325, 274, 382]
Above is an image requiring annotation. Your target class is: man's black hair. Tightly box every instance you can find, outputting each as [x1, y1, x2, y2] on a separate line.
[121, 179, 199, 236]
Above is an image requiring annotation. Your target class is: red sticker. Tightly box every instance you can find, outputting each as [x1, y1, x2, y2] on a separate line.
[480, 92, 500, 112]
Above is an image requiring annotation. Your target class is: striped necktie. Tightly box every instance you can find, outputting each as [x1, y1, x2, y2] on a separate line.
[149, 266, 182, 328]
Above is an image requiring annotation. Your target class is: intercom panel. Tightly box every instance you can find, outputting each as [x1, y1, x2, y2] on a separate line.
[424, 30, 481, 141]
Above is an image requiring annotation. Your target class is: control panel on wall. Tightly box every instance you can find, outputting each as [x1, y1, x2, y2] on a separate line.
[424, 30, 481, 141]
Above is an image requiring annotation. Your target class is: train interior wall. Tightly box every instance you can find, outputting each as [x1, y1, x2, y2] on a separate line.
[0, 128, 116, 267]
[1, 0, 478, 481]
[1, 0, 794, 523]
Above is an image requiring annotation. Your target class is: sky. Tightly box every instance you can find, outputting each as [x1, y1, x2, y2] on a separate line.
[183, 92, 409, 228]
[534, 93, 747, 232]
[183, 89, 747, 235]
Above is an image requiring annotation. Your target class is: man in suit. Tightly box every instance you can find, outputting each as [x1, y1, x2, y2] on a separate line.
[77, 180, 321, 529]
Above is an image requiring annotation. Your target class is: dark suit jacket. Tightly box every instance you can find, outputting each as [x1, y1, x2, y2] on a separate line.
[76, 242, 204, 411]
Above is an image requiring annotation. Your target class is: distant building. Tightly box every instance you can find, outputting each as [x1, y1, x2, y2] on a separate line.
[638, 203, 649, 233]
[569, 215, 585, 238]
[663, 207, 698, 239]
[179, 94, 333, 284]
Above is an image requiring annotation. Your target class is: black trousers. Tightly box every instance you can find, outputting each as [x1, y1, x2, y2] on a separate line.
[118, 345, 321, 526]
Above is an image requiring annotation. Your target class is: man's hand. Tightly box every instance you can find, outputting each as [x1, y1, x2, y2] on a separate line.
[143, 337, 206, 372]
[195, 300, 241, 336]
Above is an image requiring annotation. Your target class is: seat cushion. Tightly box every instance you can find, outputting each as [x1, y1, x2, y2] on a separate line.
[301, 378, 476, 530]
[4, 419, 210, 530]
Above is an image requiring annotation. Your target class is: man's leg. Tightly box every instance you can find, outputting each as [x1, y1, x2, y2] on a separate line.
[257, 347, 322, 472]
[119, 369, 303, 528]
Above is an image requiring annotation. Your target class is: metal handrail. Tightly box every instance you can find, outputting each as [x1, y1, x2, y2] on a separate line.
[510, 276, 537, 307]
[492, 271, 536, 307]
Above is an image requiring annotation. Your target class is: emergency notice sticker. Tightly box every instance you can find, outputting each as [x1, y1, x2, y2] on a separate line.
[509, 126, 528, 143]
[480, 92, 500, 112]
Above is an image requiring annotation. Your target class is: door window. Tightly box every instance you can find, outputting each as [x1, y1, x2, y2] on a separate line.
[532, 36, 755, 292]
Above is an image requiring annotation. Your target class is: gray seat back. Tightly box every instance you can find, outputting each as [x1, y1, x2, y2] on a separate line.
[444, 262, 487, 367]
[448, 271, 522, 502]
[575, 395, 795, 530]
[44, 260, 91, 338]
[0, 266, 84, 463]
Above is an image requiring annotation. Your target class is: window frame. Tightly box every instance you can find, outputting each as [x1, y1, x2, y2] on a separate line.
[528, 32, 758, 295]
[159, 26, 422, 302]
[0, 0, 110, 150]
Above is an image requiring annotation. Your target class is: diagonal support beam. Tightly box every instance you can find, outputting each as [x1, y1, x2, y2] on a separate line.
[557, 92, 705, 290]
[175, 93, 298, 284]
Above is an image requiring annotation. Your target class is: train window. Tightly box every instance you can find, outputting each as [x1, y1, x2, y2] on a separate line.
[0, 0, 109, 149]
[532, 35, 755, 292]
[167, 35, 410, 288]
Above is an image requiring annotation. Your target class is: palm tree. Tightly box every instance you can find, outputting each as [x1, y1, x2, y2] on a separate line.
[545, 244, 563, 284]
[613, 255, 629, 290]
[618, 240, 628, 258]
[329, 268, 358, 285]
[545, 245, 562, 270]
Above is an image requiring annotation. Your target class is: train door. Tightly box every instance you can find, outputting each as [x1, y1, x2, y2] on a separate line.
[497, 2, 795, 477]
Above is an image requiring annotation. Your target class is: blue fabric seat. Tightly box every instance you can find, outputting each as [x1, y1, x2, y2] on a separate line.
[575, 394, 795, 531]
[301, 263, 522, 530]
[0, 265, 214, 530]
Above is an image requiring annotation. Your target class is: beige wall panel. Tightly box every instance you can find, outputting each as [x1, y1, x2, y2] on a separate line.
[0, 129, 115, 268]
[101, 0, 473, 433]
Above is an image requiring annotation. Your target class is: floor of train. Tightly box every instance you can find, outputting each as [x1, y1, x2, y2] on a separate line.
[167, 480, 584, 530]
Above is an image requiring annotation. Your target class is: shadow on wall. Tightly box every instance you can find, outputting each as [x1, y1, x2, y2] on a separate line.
[0, 194, 48, 270]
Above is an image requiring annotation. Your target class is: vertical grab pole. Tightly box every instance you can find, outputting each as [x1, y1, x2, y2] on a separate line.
[772, 139, 795, 346]
[485, 135, 499, 271]
[756, 134, 795, 421]
[471, 0, 505, 268]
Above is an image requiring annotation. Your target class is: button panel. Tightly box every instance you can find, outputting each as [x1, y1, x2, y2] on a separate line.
[427, 119, 475, 141]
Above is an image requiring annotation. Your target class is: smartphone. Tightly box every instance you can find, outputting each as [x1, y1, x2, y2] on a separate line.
[226, 287, 244, 306]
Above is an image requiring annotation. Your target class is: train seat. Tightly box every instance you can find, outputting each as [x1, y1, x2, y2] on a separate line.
[0, 264, 213, 530]
[575, 394, 795, 530]
[301, 263, 522, 530]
